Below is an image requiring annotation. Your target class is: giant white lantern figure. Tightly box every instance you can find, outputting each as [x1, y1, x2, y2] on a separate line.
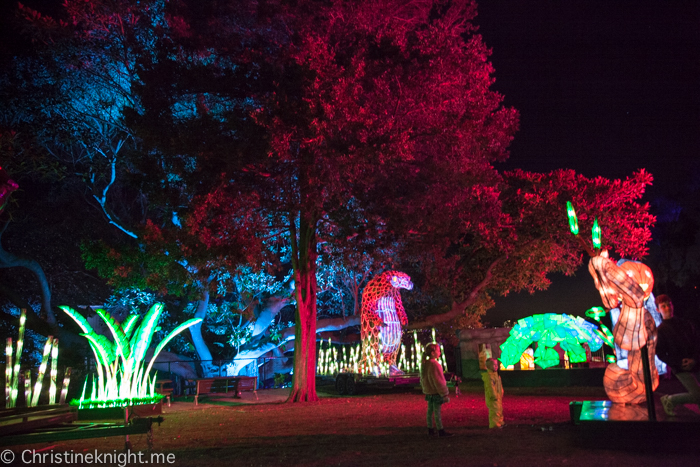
[588, 251, 659, 403]
[360, 271, 413, 375]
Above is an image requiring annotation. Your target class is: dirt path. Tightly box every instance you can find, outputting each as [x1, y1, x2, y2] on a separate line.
[8, 383, 699, 466]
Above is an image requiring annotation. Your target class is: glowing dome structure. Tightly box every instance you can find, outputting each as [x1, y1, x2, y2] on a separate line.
[499, 313, 604, 369]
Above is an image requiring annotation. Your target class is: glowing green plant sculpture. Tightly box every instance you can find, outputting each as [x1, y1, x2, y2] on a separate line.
[60, 304, 202, 409]
[499, 314, 604, 369]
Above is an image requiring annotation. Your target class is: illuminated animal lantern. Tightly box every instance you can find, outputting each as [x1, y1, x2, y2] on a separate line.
[588, 252, 658, 403]
[360, 271, 413, 374]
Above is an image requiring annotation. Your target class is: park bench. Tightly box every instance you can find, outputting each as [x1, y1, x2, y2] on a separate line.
[194, 376, 258, 405]
[0, 406, 164, 448]
[155, 379, 174, 407]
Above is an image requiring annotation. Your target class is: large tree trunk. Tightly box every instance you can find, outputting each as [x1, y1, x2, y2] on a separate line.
[0, 222, 56, 326]
[189, 290, 217, 376]
[288, 213, 319, 402]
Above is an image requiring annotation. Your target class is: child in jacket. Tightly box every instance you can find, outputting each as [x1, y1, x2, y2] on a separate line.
[420, 343, 453, 437]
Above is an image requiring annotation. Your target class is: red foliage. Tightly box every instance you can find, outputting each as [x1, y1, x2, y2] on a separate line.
[114, 265, 131, 278]
[502, 168, 654, 262]
[240, 0, 518, 400]
[143, 219, 164, 243]
[407, 168, 655, 330]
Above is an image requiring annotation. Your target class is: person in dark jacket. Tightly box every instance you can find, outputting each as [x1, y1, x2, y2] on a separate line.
[655, 295, 700, 416]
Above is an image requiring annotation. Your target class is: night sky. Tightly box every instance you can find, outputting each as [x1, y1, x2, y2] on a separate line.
[476, 1, 700, 326]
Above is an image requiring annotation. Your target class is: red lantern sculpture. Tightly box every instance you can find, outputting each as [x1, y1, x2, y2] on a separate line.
[360, 271, 413, 375]
[588, 252, 658, 403]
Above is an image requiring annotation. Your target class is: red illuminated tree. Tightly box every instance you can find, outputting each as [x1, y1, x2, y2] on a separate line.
[149, 0, 517, 401]
[404, 168, 655, 331]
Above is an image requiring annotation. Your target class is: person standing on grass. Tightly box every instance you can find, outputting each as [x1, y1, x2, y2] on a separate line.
[482, 358, 504, 428]
[655, 294, 700, 416]
[420, 343, 453, 438]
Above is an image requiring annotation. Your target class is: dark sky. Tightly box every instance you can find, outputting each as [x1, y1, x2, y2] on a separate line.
[475, 1, 700, 326]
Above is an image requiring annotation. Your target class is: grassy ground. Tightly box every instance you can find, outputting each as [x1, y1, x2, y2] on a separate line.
[6, 381, 700, 467]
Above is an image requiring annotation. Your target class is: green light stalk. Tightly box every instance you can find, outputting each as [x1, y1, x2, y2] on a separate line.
[565, 202, 597, 257]
[566, 201, 579, 235]
[59, 367, 72, 405]
[49, 338, 59, 404]
[24, 370, 32, 406]
[30, 336, 54, 407]
[9, 309, 28, 408]
[79, 376, 87, 405]
[5, 338, 12, 408]
[592, 217, 602, 250]
[440, 343, 448, 370]
[595, 327, 615, 349]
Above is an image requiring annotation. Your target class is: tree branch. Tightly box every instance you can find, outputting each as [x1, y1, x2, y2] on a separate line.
[0, 232, 56, 326]
[227, 315, 360, 375]
[406, 256, 504, 330]
[91, 153, 137, 238]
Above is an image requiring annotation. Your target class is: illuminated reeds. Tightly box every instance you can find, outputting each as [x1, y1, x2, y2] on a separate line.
[3, 310, 38, 408]
[4, 309, 68, 407]
[4, 309, 28, 408]
[315, 329, 447, 377]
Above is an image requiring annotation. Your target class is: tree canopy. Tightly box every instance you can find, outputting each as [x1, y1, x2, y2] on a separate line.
[0, 0, 659, 401]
